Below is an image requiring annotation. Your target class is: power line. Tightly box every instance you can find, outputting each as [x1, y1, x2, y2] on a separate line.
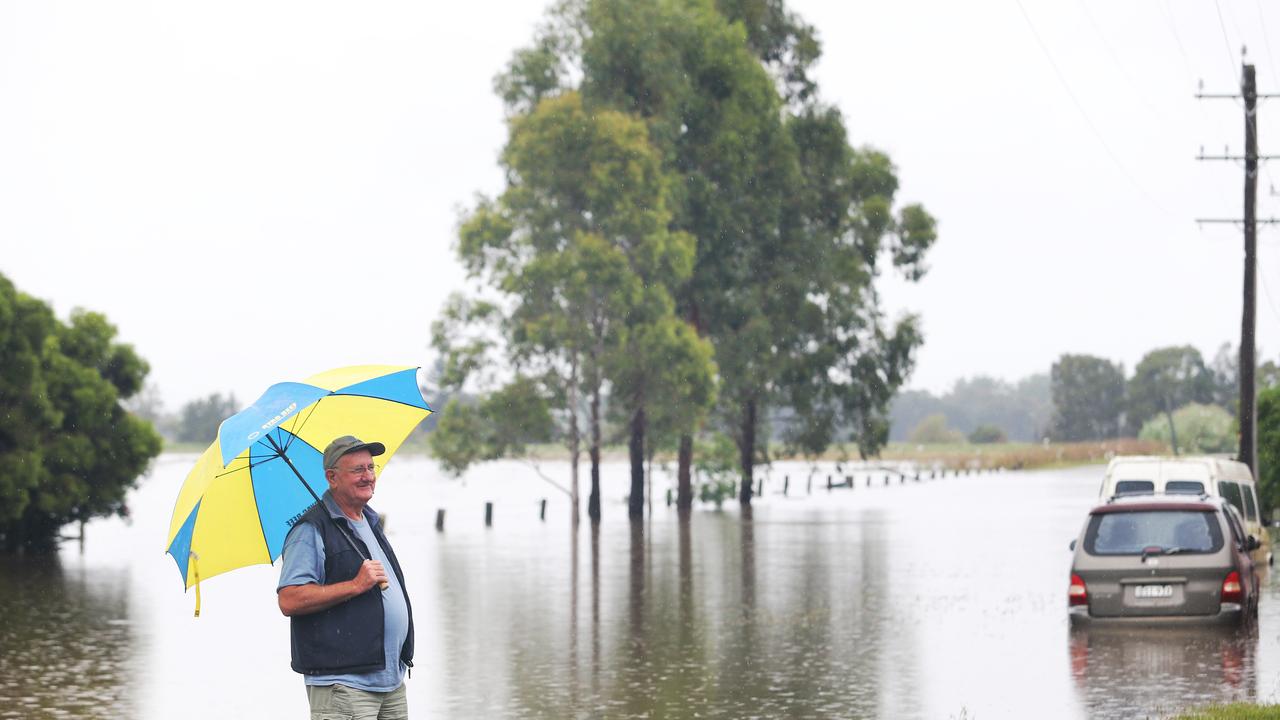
[1076, 0, 1161, 117]
[1257, 0, 1280, 83]
[1013, 0, 1172, 216]
[1213, 1, 1239, 77]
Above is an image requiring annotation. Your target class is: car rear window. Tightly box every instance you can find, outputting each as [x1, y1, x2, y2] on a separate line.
[1085, 510, 1224, 555]
[1165, 480, 1204, 494]
[1114, 480, 1155, 495]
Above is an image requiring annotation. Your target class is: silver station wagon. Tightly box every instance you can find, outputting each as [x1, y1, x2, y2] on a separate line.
[1068, 494, 1260, 626]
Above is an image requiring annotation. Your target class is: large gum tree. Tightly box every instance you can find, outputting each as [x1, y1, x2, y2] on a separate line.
[440, 91, 715, 522]
[500, 0, 937, 507]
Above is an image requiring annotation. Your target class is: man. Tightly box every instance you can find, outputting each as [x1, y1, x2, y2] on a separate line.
[278, 435, 413, 719]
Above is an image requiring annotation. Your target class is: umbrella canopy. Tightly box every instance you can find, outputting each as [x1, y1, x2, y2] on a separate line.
[165, 365, 432, 610]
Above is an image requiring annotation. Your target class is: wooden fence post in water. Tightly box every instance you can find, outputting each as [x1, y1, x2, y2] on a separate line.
[807, 475, 812, 494]
[757, 478, 764, 496]
[485, 502, 493, 527]
[666, 488, 673, 507]
[435, 509, 445, 532]
[540, 498, 547, 521]
[827, 475, 833, 491]
[783, 475, 790, 496]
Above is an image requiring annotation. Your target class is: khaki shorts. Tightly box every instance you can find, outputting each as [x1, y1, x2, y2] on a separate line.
[306, 682, 408, 720]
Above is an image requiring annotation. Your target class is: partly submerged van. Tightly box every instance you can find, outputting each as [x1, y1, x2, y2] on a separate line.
[1098, 455, 1271, 565]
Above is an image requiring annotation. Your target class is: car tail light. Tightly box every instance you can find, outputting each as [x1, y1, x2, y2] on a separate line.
[1222, 571, 1243, 604]
[1069, 573, 1088, 606]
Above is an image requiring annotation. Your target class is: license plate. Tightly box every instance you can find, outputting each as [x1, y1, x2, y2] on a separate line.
[1134, 584, 1174, 599]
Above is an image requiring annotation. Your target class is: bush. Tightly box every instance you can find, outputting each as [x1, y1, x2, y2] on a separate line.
[968, 424, 1007, 444]
[0, 273, 162, 550]
[908, 413, 965, 444]
[1258, 386, 1280, 516]
[1137, 403, 1236, 454]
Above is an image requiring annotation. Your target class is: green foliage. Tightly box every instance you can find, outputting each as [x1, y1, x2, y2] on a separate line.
[489, 0, 936, 504]
[1170, 703, 1280, 719]
[1049, 354, 1125, 441]
[1138, 403, 1236, 454]
[0, 273, 162, 550]
[174, 392, 239, 444]
[1257, 386, 1280, 515]
[693, 432, 739, 508]
[1126, 345, 1215, 436]
[428, 379, 556, 478]
[968, 424, 1007, 444]
[908, 413, 964, 445]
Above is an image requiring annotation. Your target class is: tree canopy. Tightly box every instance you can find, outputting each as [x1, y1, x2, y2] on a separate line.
[442, 0, 936, 514]
[1126, 345, 1215, 437]
[1049, 354, 1125, 441]
[0, 273, 161, 550]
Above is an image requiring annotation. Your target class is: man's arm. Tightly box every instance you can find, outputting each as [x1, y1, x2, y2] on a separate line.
[278, 559, 388, 616]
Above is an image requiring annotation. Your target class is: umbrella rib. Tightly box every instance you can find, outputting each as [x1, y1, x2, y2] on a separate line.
[281, 399, 322, 454]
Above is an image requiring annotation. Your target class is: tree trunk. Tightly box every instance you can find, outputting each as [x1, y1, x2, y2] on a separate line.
[1163, 396, 1180, 455]
[676, 433, 693, 513]
[568, 354, 581, 525]
[739, 399, 756, 506]
[629, 406, 646, 519]
[588, 382, 602, 524]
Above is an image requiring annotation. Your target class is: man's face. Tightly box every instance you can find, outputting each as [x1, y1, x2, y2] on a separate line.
[327, 449, 377, 508]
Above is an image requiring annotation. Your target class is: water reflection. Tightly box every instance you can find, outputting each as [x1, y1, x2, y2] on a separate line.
[11, 457, 1280, 719]
[0, 554, 139, 719]
[1068, 625, 1258, 719]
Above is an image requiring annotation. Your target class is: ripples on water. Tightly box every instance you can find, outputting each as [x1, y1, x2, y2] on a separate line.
[0, 556, 137, 719]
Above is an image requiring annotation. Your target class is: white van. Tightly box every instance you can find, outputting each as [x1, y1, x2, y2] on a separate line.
[1099, 455, 1272, 565]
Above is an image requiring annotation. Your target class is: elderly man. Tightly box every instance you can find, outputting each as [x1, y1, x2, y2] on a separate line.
[278, 435, 413, 719]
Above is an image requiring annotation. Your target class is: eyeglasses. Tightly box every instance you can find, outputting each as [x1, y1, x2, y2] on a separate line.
[334, 463, 380, 477]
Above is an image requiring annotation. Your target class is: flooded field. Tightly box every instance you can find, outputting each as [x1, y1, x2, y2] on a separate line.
[1, 454, 1277, 719]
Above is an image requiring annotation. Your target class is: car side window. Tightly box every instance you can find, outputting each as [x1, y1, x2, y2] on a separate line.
[1222, 505, 1247, 547]
[1243, 486, 1259, 524]
[1218, 481, 1245, 519]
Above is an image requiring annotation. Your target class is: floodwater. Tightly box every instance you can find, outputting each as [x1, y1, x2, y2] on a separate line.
[2, 454, 1278, 719]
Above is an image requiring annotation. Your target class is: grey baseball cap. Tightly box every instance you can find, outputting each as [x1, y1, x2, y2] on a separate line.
[323, 435, 386, 469]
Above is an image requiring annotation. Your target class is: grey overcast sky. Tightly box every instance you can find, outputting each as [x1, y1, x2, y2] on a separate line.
[2, 0, 1278, 410]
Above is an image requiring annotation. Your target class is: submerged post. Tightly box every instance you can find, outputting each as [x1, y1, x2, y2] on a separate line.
[485, 502, 493, 527]
[436, 509, 445, 531]
[540, 498, 547, 521]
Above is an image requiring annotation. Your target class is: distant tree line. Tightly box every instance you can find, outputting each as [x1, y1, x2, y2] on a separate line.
[889, 375, 1050, 443]
[891, 343, 1276, 456]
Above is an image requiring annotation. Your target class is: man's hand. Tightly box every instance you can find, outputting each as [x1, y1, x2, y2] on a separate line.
[353, 559, 388, 593]
[279, 560, 388, 616]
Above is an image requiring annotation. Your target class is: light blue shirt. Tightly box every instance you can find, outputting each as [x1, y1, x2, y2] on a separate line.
[278, 494, 409, 692]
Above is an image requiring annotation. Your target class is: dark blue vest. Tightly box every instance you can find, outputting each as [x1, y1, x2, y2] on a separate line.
[287, 500, 415, 676]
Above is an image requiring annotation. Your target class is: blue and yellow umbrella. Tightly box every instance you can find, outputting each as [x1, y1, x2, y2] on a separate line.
[165, 365, 432, 614]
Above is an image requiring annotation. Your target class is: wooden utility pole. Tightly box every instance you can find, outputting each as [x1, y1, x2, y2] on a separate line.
[1196, 61, 1280, 476]
[1242, 64, 1259, 476]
